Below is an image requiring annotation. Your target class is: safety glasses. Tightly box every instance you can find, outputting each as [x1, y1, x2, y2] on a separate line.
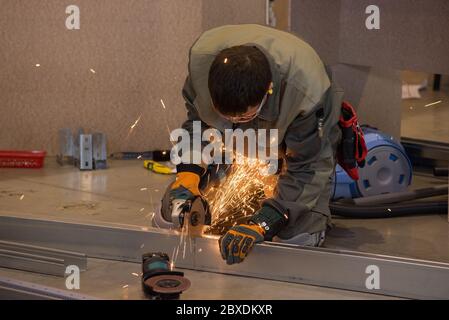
[213, 92, 268, 123]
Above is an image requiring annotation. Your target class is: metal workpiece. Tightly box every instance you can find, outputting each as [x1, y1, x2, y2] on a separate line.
[0, 249, 66, 277]
[0, 240, 87, 271]
[195, 237, 449, 300]
[1, 215, 449, 299]
[0, 276, 98, 300]
[0, 215, 194, 268]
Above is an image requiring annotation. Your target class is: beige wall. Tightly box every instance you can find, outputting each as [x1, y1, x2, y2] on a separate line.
[291, 0, 449, 139]
[0, 0, 266, 155]
[339, 0, 449, 75]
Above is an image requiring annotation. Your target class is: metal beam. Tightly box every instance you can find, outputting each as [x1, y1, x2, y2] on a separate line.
[0, 215, 192, 266]
[0, 240, 87, 271]
[1, 215, 449, 299]
[0, 249, 65, 277]
[0, 276, 98, 300]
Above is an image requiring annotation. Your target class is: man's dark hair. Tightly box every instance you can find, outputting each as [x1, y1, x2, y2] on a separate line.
[208, 45, 272, 116]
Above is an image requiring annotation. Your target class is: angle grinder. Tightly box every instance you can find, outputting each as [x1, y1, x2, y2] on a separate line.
[171, 196, 211, 236]
[141, 252, 191, 300]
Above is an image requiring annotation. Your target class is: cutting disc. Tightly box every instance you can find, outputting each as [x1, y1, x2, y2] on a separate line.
[144, 274, 191, 295]
[183, 197, 210, 236]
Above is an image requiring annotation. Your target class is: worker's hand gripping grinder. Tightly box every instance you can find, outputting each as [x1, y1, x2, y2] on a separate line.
[160, 164, 211, 235]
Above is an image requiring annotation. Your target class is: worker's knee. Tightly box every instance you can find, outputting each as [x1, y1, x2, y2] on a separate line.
[273, 230, 326, 247]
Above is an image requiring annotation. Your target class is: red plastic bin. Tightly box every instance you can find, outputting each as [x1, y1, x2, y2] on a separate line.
[0, 150, 46, 168]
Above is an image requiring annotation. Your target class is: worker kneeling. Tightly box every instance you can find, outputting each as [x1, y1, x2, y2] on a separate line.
[160, 24, 345, 265]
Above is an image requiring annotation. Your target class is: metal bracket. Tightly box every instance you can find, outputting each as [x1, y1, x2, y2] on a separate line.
[92, 132, 107, 169]
[57, 128, 107, 170]
[79, 134, 93, 170]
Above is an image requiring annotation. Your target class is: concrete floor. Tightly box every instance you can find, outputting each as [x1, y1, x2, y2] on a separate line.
[0, 258, 396, 300]
[0, 158, 447, 299]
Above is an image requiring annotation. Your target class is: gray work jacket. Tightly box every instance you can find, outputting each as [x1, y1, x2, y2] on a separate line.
[180, 24, 343, 239]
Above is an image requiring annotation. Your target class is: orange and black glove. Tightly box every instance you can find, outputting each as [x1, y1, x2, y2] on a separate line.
[219, 224, 265, 265]
[219, 202, 288, 265]
[169, 164, 204, 200]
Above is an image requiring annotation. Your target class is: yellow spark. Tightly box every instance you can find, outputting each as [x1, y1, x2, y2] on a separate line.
[204, 155, 277, 235]
[424, 100, 442, 107]
[19, 194, 24, 200]
[224, 58, 228, 64]
[198, 248, 202, 253]
[130, 115, 142, 129]
[162, 151, 167, 155]
[137, 155, 142, 159]
[387, 208, 392, 212]
[131, 273, 139, 277]
[35, 64, 40, 67]
[89, 68, 96, 74]
[122, 285, 129, 289]
[160, 99, 167, 109]
[183, 241, 187, 259]
[140, 187, 147, 191]
[139, 207, 145, 212]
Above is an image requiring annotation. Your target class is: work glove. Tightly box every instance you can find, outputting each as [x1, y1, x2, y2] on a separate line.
[170, 171, 201, 200]
[218, 224, 265, 265]
[170, 163, 205, 200]
[219, 202, 288, 265]
[160, 164, 204, 225]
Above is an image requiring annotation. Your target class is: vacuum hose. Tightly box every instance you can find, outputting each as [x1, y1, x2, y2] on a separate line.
[330, 184, 448, 218]
[330, 200, 448, 218]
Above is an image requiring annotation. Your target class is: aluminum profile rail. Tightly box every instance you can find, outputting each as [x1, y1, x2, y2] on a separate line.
[1, 215, 449, 299]
[0, 249, 66, 277]
[0, 276, 98, 300]
[0, 240, 87, 271]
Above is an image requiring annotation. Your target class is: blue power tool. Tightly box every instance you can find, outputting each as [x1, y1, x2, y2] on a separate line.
[332, 127, 413, 200]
